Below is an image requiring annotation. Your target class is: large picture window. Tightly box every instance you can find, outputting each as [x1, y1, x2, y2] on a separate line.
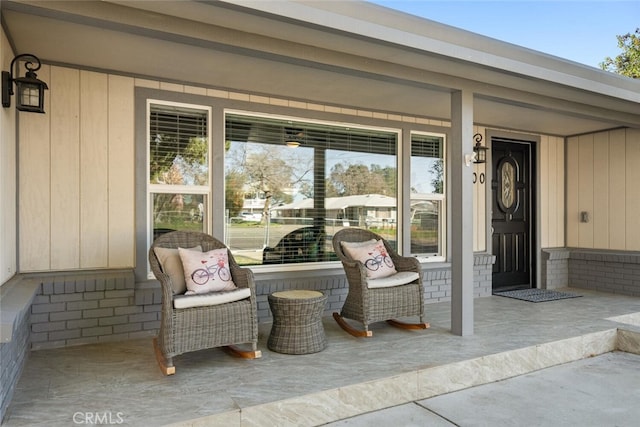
[225, 112, 401, 266]
[141, 98, 447, 277]
[147, 101, 211, 242]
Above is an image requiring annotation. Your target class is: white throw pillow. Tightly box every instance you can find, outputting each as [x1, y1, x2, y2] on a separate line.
[179, 247, 237, 294]
[342, 239, 397, 279]
[153, 245, 202, 294]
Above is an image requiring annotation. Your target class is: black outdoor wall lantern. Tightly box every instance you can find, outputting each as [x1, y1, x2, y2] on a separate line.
[473, 133, 488, 164]
[2, 53, 49, 113]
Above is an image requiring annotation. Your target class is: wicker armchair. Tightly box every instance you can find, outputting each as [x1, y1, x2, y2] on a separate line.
[149, 231, 260, 375]
[332, 228, 429, 337]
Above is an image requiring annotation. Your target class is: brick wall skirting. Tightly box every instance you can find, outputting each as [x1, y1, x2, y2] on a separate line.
[0, 306, 29, 423]
[19, 255, 497, 351]
[541, 248, 571, 289]
[542, 248, 640, 296]
[27, 270, 155, 351]
[138, 255, 494, 322]
[474, 253, 496, 298]
[567, 249, 640, 296]
[0, 276, 38, 423]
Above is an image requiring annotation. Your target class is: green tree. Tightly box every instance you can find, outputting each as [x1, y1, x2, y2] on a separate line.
[225, 170, 247, 218]
[371, 164, 397, 196]
[600, 28, 640, 78]
[430, 159, 444, 194]
[327, 162, 396, 197]
[150, 136, 208, 184]
[243, 146, 297, 222]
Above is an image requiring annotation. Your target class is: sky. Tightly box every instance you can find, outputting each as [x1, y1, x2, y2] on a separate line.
[368, 0, 640, 69]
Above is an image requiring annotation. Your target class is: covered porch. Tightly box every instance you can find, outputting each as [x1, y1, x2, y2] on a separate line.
[2, 1, 640, 425]
[4, 288, 640, 426]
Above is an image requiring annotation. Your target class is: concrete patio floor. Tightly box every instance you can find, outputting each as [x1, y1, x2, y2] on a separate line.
[3, 287, 640, 426]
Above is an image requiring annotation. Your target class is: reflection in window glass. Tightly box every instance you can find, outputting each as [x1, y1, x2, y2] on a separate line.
[410, 133, 445, 256]
[325, 148, 397, 251]
[149, 105, 208, 185]
[148, 101, 210, 246]
[151, 193, 206, 239]
[225, 113, 397, 265]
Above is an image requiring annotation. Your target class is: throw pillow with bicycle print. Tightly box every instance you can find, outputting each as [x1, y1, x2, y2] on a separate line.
[178, 247, 238, 294]
[343, 239, 397, 279]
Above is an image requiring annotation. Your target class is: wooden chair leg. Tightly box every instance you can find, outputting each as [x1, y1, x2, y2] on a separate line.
[333, 312, 373, 337]
[386, 319, 430, 330]
[223, 345, 262, 359]
[153, 337, 175, 376]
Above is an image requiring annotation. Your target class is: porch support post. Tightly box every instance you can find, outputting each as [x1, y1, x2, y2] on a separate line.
[450, 89, 474, 336]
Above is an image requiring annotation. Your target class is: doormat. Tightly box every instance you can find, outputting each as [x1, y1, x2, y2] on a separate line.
[493, 289, 582, 303]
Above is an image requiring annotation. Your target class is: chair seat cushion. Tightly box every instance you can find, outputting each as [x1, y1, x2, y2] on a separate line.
[367, 271, 420, 289]
[173, 287, 251, 309]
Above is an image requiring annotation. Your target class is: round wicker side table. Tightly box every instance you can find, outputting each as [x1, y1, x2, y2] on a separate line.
[267, 290, 327, 354]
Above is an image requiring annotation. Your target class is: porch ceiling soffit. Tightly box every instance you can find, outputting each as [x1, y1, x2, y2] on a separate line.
[473, 97, 628, 137]
[3, 1, 639, 134]
[1, 2, 453, 119]
[77, 0, 640, 115]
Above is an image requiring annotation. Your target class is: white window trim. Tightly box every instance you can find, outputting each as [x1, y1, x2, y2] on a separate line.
[410, 130, 447, 262]
[146, 99, 213, 278]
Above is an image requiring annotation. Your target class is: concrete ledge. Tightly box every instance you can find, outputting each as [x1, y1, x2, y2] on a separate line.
[541, 247, 570, 261]
[1, 275, 39, 423]
[0, 276, 39, 343]
[474, 253, 496, 265]
[568, 248, 640, 263]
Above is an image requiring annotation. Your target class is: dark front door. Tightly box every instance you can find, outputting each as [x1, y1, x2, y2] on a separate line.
[491, 138, 535, 291]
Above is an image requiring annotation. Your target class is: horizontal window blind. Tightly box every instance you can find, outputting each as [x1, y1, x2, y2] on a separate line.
[149, 103, 208, 184]
[411, 133, 443, 158]
[226, 113, 397, 155]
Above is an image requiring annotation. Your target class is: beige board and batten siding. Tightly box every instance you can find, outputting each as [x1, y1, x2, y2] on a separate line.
[79, 70, 108, 269]
[19, 65, 136, 271]
[108, 75, 135, 267]
[18, 65, 51, 271]
[540, 135, 566, 248]
[49, 66, 81, 270]
[473, 126, 487, 253]
[0, 29, 17, 284]
[566, 128, 640, 250]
